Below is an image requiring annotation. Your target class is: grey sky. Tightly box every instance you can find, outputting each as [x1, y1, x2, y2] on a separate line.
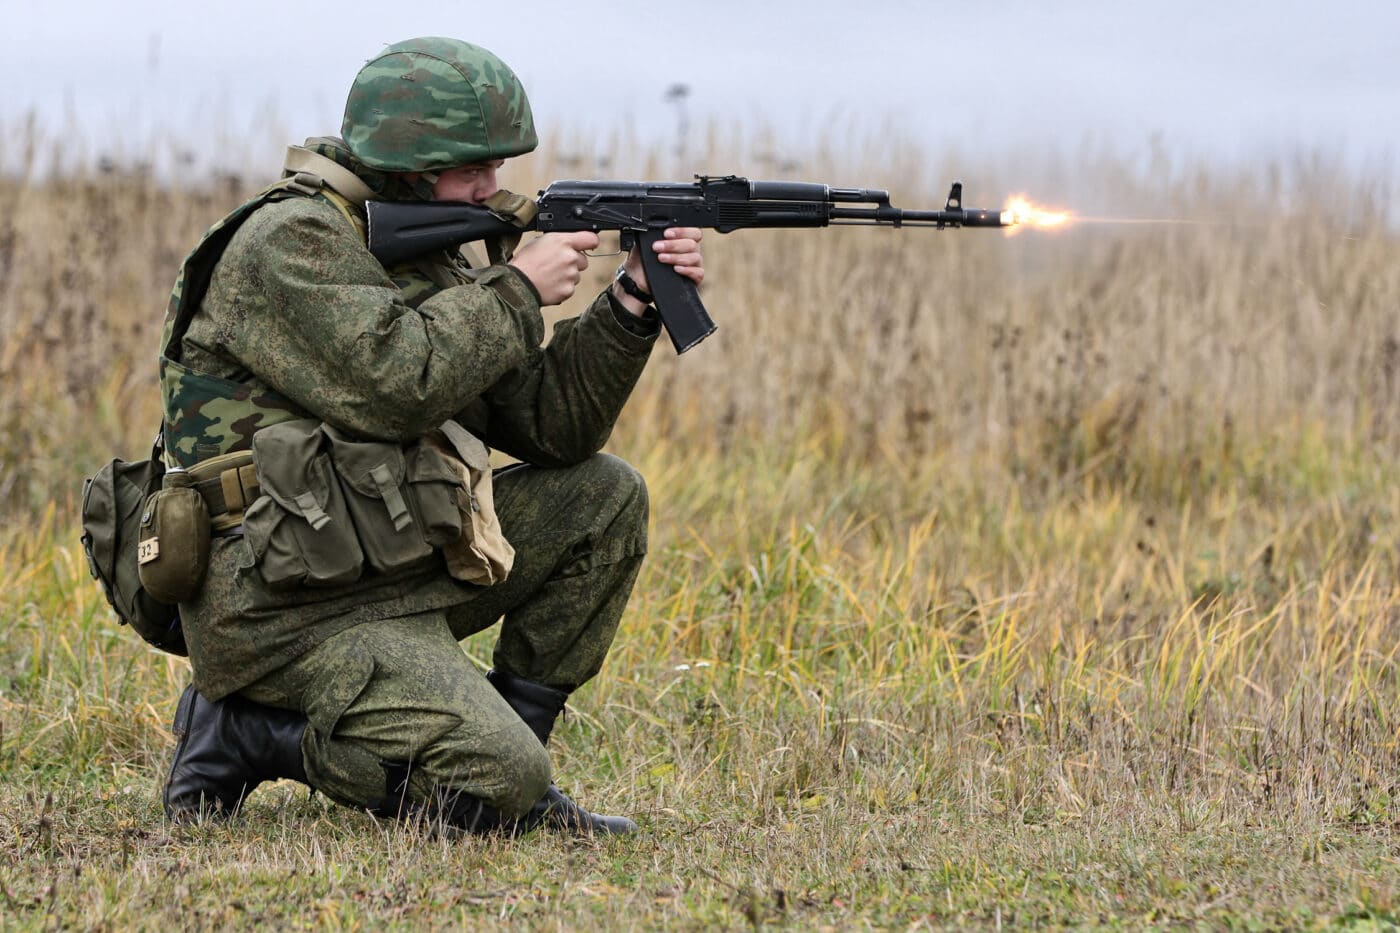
[6, 0, 1397, 180]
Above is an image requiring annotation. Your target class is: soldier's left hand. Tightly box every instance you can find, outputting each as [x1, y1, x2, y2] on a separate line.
[625, 227, 705, 292]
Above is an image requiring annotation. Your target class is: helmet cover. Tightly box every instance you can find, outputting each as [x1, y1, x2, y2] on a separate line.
[342, 37, 538, 172]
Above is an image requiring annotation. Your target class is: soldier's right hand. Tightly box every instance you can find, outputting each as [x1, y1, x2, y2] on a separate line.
[509, 231, 600, 306]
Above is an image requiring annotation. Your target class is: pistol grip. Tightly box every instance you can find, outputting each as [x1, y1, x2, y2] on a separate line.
[638, 228, 716, 354]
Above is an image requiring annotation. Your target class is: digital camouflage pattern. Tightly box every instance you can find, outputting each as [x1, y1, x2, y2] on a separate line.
[162, 125, 657, 812]
[242, 609, 553, 815]
[157, 138, 526, 469]
[341, 37, 538, 173]
[237, 454, 649, 814]
[164, 143, 661, 709]
[159, 179, 332, 469]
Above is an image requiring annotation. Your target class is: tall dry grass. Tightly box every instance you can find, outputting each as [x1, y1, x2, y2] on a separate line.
[2, 118, 1396, 518]
[0, 116, 1398, 926]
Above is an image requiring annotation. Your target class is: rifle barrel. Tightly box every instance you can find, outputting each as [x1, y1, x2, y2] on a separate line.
[829, 206, 1013, 227]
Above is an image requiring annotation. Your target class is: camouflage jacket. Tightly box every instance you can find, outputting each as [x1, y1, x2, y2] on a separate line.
[165, 141, 660, 699]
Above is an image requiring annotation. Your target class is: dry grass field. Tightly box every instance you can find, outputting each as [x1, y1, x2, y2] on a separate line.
[1, 118, 1397, 929]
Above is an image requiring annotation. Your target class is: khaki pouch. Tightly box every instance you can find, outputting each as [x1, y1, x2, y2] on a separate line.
[188, 450, 259, 531]
[244, 419, 364, 590]
[425, 421, 515, 585]
[136, 470, 212, 604]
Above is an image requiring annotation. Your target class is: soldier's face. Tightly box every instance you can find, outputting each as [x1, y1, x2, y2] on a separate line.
[432, 160, 506, 204]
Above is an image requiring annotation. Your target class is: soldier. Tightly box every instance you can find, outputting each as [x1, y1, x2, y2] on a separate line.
[159, 37, 705, 835]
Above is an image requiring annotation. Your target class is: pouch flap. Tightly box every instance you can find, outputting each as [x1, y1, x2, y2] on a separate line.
[436, 419, 490, 471]
[323, 425, 408, 496]
[250, 419, 333, 526]
[323, 426, 413, 532]
[407, 440, 466, 484]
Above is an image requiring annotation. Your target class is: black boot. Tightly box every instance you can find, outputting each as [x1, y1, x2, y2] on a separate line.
[487, 669, 638, 836]
[164, 684, 309, 822]
[369, 762, 517, 836]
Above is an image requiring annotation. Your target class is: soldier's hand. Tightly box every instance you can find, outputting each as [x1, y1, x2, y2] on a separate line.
[510, 231, 600, 306]
[630, 227, 706, 288]
[613, 227, 705, 317]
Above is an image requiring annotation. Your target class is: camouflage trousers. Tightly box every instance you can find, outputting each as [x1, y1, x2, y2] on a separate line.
[239, 454, 648, 815]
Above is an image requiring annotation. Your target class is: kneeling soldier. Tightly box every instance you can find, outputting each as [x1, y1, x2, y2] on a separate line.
[160, 36, 705, 834]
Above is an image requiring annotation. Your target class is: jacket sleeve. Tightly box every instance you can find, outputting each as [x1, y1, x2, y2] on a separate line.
[476, 290, 662, 466]
[213, 197, 546, 441]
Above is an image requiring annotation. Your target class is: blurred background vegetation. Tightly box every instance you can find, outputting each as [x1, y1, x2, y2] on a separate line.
[2, 117, 1396, 518]
[0, 117, 1397, 927]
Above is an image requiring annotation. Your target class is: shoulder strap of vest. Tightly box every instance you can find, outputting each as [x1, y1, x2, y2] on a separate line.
[314, 187, 367, 243]
[281, 145, 375, 204]
[280, 146, 372, 244]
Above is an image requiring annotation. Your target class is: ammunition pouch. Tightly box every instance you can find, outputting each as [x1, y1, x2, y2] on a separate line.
[241, 418, 513, 592]
[244, 420, 366, 589]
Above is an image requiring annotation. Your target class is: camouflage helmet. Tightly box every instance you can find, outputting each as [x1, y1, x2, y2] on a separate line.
[341, 37, 538, 173]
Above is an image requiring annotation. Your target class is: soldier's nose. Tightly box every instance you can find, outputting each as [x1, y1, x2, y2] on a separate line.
[475, 168, 499, 203]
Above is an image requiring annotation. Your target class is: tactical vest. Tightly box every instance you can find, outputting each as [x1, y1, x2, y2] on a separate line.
[159, 147, 473, 468]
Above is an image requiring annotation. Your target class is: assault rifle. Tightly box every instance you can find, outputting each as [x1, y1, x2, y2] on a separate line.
[366, 177, 1013, 354]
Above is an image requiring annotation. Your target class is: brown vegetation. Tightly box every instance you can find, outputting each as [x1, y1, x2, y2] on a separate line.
[0, 120, 1397, 927]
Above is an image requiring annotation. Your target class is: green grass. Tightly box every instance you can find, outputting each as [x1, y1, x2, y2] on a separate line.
[2, 129, 1398, 928]
[2, 435, 1397, 930]
[2, 786, 1398, 929]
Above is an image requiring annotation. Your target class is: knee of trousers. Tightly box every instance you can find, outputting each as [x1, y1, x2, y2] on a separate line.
[583, 453, 649, 538]
[432, 725, 553, 818]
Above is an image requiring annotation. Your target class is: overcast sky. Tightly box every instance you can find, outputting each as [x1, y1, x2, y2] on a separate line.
[6, 0, 1397, 183]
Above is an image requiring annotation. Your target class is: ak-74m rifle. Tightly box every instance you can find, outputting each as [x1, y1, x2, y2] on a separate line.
[366, 176, 1014, 354]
